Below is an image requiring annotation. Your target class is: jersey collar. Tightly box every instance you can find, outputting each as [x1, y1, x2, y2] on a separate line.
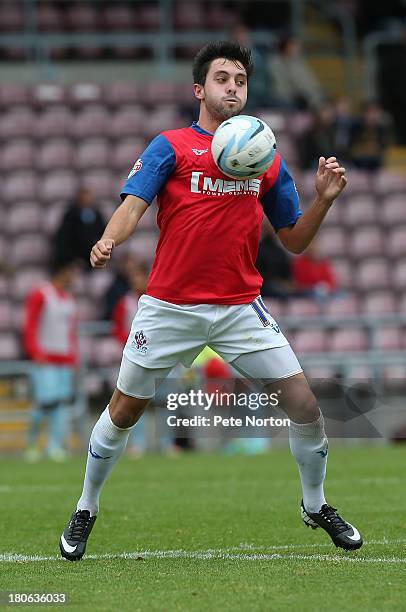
[191, 121, 214, 136]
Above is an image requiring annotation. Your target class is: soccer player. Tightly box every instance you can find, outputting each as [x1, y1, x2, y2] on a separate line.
[60, 42, 362, 560]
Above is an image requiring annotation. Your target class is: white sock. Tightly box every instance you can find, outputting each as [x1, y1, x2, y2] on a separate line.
[289, 411, 328, 513]
[76, 406, 134, 516]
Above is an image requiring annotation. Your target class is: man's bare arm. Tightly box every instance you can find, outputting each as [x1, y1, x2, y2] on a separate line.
[277, 156, 347, 255]
[90, 195, 149, 268]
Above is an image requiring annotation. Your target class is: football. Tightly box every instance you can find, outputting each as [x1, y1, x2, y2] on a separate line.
[211, 115, 277, 179]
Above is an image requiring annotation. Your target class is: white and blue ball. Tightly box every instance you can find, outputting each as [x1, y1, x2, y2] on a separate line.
[211, 115, 277, 179]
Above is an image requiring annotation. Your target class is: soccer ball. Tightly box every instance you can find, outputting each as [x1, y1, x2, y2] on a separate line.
[211, 115, 277, 179]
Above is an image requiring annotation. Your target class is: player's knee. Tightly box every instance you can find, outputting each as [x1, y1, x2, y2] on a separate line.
[108, 388, 149, 429]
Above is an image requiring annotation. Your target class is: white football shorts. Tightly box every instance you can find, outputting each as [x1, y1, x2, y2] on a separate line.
[116, 295, 303, 398]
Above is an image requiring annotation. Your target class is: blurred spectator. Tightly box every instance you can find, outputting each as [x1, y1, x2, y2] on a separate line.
[112, 260, 149, 345]
[269, 34, 324, 110]
[103, 254, 148, 320]
[292, 241, 337, 299]
[231, 23, 280, 110]
[53, 188, 105, 269]
[256, 222, 293, 299]
[334, 97, 354, 164]
[298, 103, 338, 170]
[378, 28, 406, 144]
[350, 101, 393, 171]
[22, 260, 79, 462]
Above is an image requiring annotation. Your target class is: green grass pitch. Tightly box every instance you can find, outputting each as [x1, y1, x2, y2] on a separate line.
[1, 444, 405, 611]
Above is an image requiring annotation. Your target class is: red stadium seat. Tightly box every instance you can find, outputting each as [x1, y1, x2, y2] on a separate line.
[0, 84, 29, 107]
[260, 298, 287, 318]
[40, 170, 78, 202]
[37, 139, 74, 170]
[0, 108, 36, 139]
[345, 196, 377, 226]
[380, 195, 406, 227]
[174, 1, 204, 28]
[0, 333, 20, 360]
[0, 3, 23, 30]
[37, 4, 62, 30]
[392, 261, 406, 291]
[8, 202, 43, 235]
[126, 232, 158, 261]
[363, 291, 397, 315]
[323, 294, 359, 315]
[68, 83, 103, 106]
[355, 258, 390, 291]
[290, 330, 327, 353]
[76, 138, 110, 169]
[0, 300, 12, 330]
[109, 106, 146, 138]
[2, 171, 38, 201]
[387, 226, 406, 258]
[328, 329, 367, 352]
[0, 140, 35, 171]
[81, 170, 118, 200]
[36, 107, 74, 138]
[101, 4, 135, 29]
[376, 171, 406, 194]
[73, 105, 110, 138]
[374, 328, 402, 351]
[10, 234, 49, 267]
[111, 138, 146, 172]
[134, 4, 161, 30]
[350, 226, 384, 258]
[66, 4, 99, 30]
[317, 227, 347, 258]
[138, 81, 178, 105]
[346, 170, 371, 194]
[331, 259, 353, 289]
[285, 299, 321, 317]
[104, 83, 141, 106]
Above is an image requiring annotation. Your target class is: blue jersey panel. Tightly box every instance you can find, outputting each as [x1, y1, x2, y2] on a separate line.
[120, 134, 176, 205]
[260, 158, 302, 231]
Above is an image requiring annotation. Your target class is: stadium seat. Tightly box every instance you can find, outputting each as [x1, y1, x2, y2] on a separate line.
[42, 203, 66, 235]
[10, 267, 48, 301]
[374, 327, 402, 351]
[356, 258, 390, 291]
[134, 4, 161, 30]
[363, 291, 397, 315]
[319, 200, 342, 226]
[0, 84, 29, 107]
[104, 83, 140, 107]
[76, 138, 110, 169]
[330, 259, 353, 289]
[350, 226, 384, 258]
[111, 138, 146, 172]
[32, 83, 66, 106]
[92, 337, 122, 367]
[323, 294, 359, 316]
[66, 4, 99, 30]
[344, 196, 377, 226]
[380, 195, 406, 227]
[317, 227, 347, 258]
[0, 333, 20, 360]
[376, 171, 406, 194]
[0, 274, 10, 298]
[0, 140, 35, 171]
[141, 107, 183, 138]
[101, 4, 135, 29]
[392, 261, 406, 291]
[387, 226, 406, 258]
[68, 83, 103, 106]
[76, 297, 99, 322]
[260, 298, 286, 318]
[290, 330, 327, 353]
[40, 170, 78, 202]
[73, 106, 111, 138]
[0, 108, 36, 139]
[36, 107, 74, 139]
[346, 170, 371, 194]
[126, 232, 158, 261]
[81, 170, 118, 200]
[138, 81, 178, 105]
[10, 234, 49, 267]
[328, 329, 368, 352]
[109, 106, 146, 138]
[37, 4, 62, 31]
[2, 171, 38, 201]
[174, 1, 204, 28]
[0, 3, 23, 30]
[8, 202, 42, 235]
[285, 299, 321, 317]
[0, 299, 13, 330]
[276, 134, 297, 166]
[37, 139, 74, 170]
[88, 270, 114, 299]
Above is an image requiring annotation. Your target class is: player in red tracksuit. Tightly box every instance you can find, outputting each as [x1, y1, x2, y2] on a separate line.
[60, 42, 362, 560]
[23, 260, 78, 461]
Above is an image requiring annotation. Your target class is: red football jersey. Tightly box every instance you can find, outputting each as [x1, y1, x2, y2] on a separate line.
[121, 122, 301, 305]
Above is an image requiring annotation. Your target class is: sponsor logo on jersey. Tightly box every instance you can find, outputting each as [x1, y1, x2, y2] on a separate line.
[190, 172, 261, 196]
[192, 148, 209, 156]
[128, 158, 143, 178]
[132, 330, 148, 354]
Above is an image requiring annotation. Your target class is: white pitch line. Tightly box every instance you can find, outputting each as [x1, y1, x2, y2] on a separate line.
[1, 543, 406, 565]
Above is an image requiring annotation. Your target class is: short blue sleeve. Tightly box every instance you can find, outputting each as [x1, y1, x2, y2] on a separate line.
[120, 134, 176, 204]
[260, 158, 302, 231]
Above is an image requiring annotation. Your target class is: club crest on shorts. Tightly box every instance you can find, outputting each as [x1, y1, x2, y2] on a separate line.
[132, 330, 148, 354]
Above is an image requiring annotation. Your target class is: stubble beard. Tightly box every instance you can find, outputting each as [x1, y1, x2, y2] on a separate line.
[205, 97, 243, 122]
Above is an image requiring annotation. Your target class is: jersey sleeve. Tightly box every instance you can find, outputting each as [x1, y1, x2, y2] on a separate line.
[120, 134, 176, 205]
[260, 157, 302, 231]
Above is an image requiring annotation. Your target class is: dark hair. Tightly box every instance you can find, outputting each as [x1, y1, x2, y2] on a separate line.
[193, 41, 254, 85]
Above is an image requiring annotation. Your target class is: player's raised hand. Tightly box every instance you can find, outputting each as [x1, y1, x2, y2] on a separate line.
[315, 156, 347, 203]
[90, 238, 115, 268]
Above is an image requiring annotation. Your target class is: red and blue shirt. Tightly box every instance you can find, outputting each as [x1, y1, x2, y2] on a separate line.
[121, 122, 301, 305]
